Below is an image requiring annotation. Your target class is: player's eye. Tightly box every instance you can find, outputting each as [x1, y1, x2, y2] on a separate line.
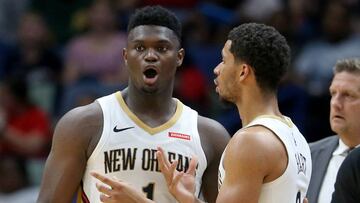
[157, 46, 168, 52]
[135, 45, 145, 52]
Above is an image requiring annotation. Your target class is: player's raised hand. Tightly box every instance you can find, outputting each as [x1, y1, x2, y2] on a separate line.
[156, 147, 198, 203]
[91, 171, 153, 203]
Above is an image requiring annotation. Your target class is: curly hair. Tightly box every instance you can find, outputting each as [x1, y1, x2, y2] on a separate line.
[228, 23, 290, 93]
[127, 6, 182, 42]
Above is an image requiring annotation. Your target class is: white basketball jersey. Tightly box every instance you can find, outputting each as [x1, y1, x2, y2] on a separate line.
[218, 115, 312, 203]
[77, 92, 207, 203]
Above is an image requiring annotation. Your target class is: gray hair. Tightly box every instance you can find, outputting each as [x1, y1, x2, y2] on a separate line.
[334, 58, 360, 74]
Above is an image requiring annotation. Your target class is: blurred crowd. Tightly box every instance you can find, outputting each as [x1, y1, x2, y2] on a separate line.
[0, 0, 359, 201]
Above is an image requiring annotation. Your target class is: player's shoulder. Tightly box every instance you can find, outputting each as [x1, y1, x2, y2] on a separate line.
[197, 115, 230, 141]
[231, 126, 284, 157]
[54, 102, 103, 139]
[224, 128, 280, 174]
[196, 115, 230, 160]
[60, 101, 102, 125]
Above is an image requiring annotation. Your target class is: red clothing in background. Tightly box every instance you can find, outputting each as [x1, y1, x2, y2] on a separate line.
[1, 106, 51, 157]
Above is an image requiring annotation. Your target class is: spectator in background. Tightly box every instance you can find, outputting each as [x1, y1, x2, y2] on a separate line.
[0, 75, 51, 194]
[307, 58, 360, 203]
[238, 0, 283, 22]
[0, 76, 51, 159]
[63, 0, 127, 86]
[0, 156, 36, 203]
[113, 0, 141, 31]
[0, 156, 41, 203]
[5, 11, 63, 117]
[0, 156, 28, 194]
[30, 0, 91, 44]
[0, 0, 30, 43]
[61, 0, 128, 114]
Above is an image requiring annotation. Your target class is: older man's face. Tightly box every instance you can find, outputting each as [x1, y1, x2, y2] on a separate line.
[329, 71, 360, 138]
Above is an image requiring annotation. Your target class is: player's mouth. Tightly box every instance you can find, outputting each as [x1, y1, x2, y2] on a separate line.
[143, 67, 159, 85]
[331, 113, 345, 121]
[333, 115, 344, 119]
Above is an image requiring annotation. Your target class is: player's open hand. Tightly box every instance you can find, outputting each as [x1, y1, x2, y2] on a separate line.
[156, 147, 198, 203]
[91, 171, 152, 203]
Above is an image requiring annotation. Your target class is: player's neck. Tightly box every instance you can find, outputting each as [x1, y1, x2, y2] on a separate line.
[236, 92, 281, 126]
[122, 86, 176, 117]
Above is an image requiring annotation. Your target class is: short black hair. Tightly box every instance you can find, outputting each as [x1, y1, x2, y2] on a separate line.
[127, 5, 182, 41]
[228, 23, 290, 93]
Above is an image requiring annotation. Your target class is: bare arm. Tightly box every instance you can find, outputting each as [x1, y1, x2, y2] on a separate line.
[216, 126, 287, 203]
[159, 126, 307, 203]
[37, 102, 102, 203]
[197, 116, 230, 203]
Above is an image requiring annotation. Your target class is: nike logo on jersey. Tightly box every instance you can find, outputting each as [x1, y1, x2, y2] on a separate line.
[113, 126, 135, 132]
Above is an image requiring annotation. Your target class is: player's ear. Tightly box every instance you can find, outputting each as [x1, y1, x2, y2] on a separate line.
[239, 63, 250, 81]
[177, 48, 185, 67]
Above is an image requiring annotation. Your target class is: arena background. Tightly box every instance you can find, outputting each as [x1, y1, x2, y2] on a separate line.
[0, 0, 359, 202]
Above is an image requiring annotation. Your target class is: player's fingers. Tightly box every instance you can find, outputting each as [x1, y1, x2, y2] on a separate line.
[303, 198, 308, 203]
[157, 147, 171, 169]
[95, 182, 112, 195]
[171, 171, 184, 187]
[186, 156, 198, 176]
[99, 193, 112, 203]
[156, 151, 169, 173]
[168, 160, 178, 185]
[91, 172, 116, 189]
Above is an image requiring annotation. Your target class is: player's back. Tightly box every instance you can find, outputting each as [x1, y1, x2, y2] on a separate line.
[249, 115, 312, 203]
[79, 91, 207, 203]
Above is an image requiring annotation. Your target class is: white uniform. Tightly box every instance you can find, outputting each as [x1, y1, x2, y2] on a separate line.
[218, 115, 312, 203]
[77, 92, 207, 203]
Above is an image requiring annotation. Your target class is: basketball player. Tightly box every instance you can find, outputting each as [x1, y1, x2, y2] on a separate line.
[87, 23, 312, 203]
[156, 23, 312, 203]
[37, 6, 230, 203]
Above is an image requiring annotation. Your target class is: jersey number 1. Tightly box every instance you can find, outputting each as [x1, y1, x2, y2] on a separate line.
[296, 191, 301, 203]
[142, 182, 155, 200]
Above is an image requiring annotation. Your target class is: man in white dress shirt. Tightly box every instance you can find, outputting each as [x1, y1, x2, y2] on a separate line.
[307, 58, 360, 203]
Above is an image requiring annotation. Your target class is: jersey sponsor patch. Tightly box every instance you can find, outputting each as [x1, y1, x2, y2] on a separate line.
[168, 132, 191, 140]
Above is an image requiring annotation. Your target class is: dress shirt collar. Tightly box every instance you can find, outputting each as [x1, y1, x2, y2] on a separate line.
[333, 139, 351, 156]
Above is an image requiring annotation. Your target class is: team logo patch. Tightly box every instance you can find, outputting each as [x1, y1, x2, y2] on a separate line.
[168, 132, 191, 140]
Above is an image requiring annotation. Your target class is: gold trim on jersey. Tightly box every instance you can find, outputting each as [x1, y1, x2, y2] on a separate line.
[115, 91, 183, 135]
[75, 182, 89, 203]
[252, 115, 293, 128]
[76, 187, 82, 203]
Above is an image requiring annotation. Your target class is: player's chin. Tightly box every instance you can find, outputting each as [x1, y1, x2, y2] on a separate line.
[219, 96, 234, 108]
[330, 122, 346, 134]
[141, 86, 159, 94]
